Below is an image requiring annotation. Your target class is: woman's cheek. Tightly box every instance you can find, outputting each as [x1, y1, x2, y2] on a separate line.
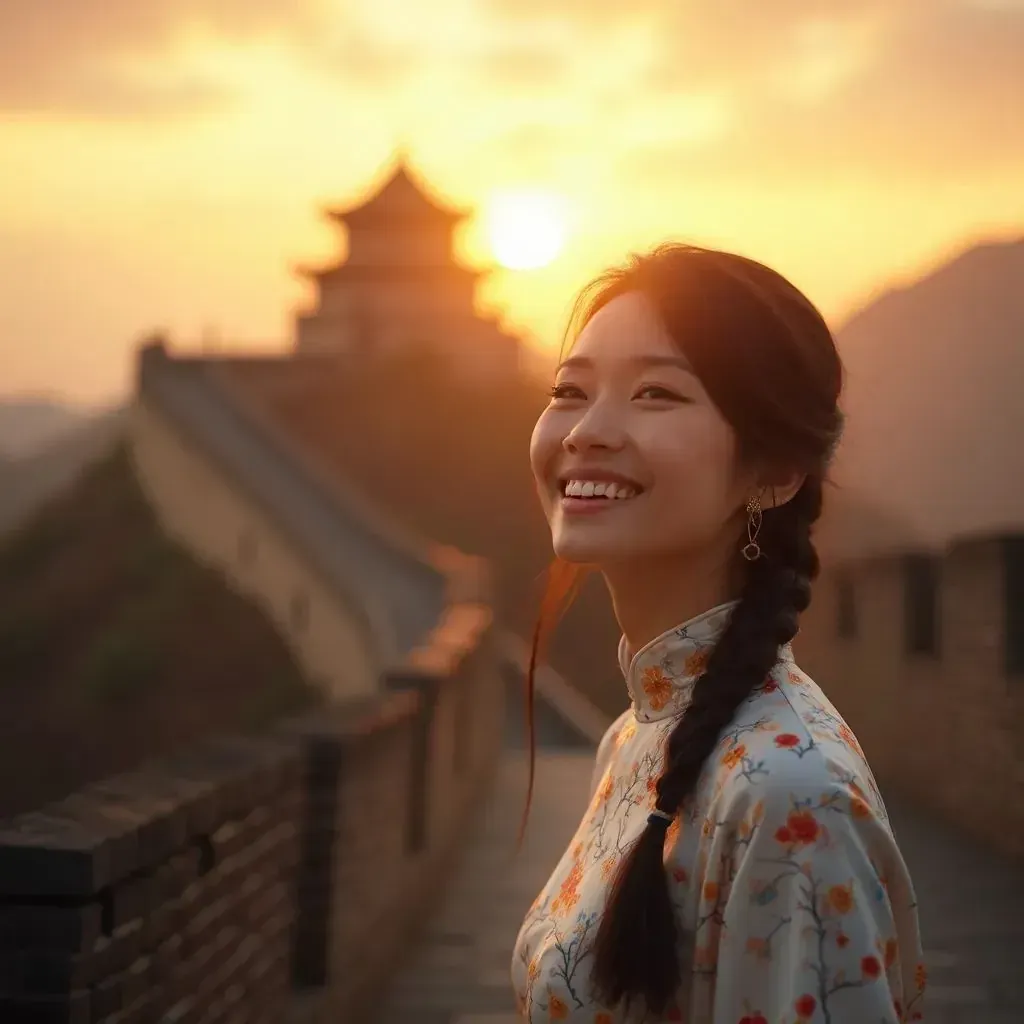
[528, 412, 561, 517]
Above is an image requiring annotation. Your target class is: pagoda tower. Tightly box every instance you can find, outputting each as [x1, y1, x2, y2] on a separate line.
[294, 157, 520, 376]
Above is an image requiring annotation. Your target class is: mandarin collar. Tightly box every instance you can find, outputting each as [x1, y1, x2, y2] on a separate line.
[617, 601, 794, 723]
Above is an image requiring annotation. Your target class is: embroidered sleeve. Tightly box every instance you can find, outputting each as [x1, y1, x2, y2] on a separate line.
[708, 779, 927, 1024]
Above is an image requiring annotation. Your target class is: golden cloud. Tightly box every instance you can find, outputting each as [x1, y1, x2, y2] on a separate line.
[0, 0, 316, 115]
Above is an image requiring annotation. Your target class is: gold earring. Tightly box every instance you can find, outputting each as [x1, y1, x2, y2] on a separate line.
[742, 496, 762, 561]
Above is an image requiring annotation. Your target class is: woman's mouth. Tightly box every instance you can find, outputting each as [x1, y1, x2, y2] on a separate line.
[558, 478, 644, 513]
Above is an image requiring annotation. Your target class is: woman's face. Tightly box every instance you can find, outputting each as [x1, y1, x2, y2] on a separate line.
[530, 291, 754, 567]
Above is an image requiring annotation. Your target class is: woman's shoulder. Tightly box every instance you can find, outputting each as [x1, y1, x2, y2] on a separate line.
[713, 660, 891, 832]
[730, 659, 874, 770]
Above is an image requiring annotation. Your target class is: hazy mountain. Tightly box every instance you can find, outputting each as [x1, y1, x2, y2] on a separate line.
[0, 407, 127, 535]
[0, 397, 92, 459]
[823, 235, 1024, 559]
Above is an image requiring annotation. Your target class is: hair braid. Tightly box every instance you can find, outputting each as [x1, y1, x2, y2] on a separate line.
[589, 475, 825, 1015]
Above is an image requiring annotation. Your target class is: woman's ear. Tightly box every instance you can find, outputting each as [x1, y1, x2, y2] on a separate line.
[759, 471, 806, 510]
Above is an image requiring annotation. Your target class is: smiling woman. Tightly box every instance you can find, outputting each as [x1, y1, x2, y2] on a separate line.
[511, 244, 927, 1024]
[485, 189, 567, 270]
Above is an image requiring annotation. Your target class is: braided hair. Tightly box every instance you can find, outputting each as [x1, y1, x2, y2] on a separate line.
[521, 244, 844, 1016]
[589, 476, 824, 1014]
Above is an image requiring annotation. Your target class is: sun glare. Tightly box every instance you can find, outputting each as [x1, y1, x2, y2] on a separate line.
[485, 191, 568, 270]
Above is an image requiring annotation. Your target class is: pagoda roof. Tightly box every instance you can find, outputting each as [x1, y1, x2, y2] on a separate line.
[294, 261, 488, 284]
[325, 159, 471, 228]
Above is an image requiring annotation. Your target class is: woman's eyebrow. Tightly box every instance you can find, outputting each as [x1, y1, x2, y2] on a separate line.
[555, 354, 693, 373]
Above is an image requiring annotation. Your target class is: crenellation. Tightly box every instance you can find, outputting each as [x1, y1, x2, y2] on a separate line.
[798, 529, 1024, 857]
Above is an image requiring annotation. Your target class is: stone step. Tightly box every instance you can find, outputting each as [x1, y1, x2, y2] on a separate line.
[379, 984, 517, 1022]
[925, 984, 990, 1006]
[924, 949, 961, 970]
[453, 1017, 520, 1024]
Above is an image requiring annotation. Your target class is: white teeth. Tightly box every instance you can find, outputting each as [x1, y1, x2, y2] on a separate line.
[562, 479, 639, 500]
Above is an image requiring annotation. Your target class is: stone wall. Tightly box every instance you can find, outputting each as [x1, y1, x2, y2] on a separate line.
[131, 378, 381, 703]
[286, 603, 503, 1024]
[796, 531, 1024, 859]
[0, 600, 503, 1023]
[0, 736, 301, 1024]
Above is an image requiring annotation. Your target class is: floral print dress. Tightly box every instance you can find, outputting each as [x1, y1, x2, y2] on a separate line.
[511, 602, 927, 1023]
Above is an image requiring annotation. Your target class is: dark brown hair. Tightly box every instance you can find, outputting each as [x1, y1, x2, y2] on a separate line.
[519, 243, 843, 1015]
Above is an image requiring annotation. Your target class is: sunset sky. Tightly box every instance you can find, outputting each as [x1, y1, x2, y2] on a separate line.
[2, 0, 1022, 405]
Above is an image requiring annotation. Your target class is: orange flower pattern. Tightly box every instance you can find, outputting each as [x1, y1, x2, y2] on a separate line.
[641, 666, 673, 711]
[512, 602, 926, 1022]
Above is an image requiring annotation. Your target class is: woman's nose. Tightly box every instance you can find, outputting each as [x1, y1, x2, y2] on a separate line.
[562, 404, 626, 453]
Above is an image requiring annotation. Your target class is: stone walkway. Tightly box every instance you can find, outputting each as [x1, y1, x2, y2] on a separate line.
[884, 795, 1024, 1023]
[377, 751, 589, 1024]
[377, 750, 1024, 1024]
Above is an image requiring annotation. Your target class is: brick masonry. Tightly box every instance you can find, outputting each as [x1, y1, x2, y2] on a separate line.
[0, 735, 302, 1024]
[0, 597, 504, 1024]
[796, 531, 1024, 859]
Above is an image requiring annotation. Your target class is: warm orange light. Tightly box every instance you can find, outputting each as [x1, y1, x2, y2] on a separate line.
[485, 191, 568, 270]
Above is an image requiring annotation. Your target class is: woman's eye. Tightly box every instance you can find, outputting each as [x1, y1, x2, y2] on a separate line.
[635, 385, 685, 401]
[549, 383, 585, 400]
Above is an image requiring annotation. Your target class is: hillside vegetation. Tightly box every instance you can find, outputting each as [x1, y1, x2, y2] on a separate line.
[0, 444, 316, 819]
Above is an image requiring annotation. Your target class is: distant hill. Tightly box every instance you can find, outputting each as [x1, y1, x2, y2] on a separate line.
[822, 236, 1024, 558]
[0, 397, 92, 459]
[0, 407, 129, 535]
[0, 444, 316, 819]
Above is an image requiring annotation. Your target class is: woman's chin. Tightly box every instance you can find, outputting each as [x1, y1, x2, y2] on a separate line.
[551, 526, 638, 566]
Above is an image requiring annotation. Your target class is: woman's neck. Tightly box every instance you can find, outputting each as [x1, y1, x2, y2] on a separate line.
[602, 544, 740, 654]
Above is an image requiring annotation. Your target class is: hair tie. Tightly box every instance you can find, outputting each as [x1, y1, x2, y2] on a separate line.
[647, 809, 674, 830]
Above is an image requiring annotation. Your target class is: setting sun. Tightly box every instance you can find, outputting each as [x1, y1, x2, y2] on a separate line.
[485, 191, 568, 271]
